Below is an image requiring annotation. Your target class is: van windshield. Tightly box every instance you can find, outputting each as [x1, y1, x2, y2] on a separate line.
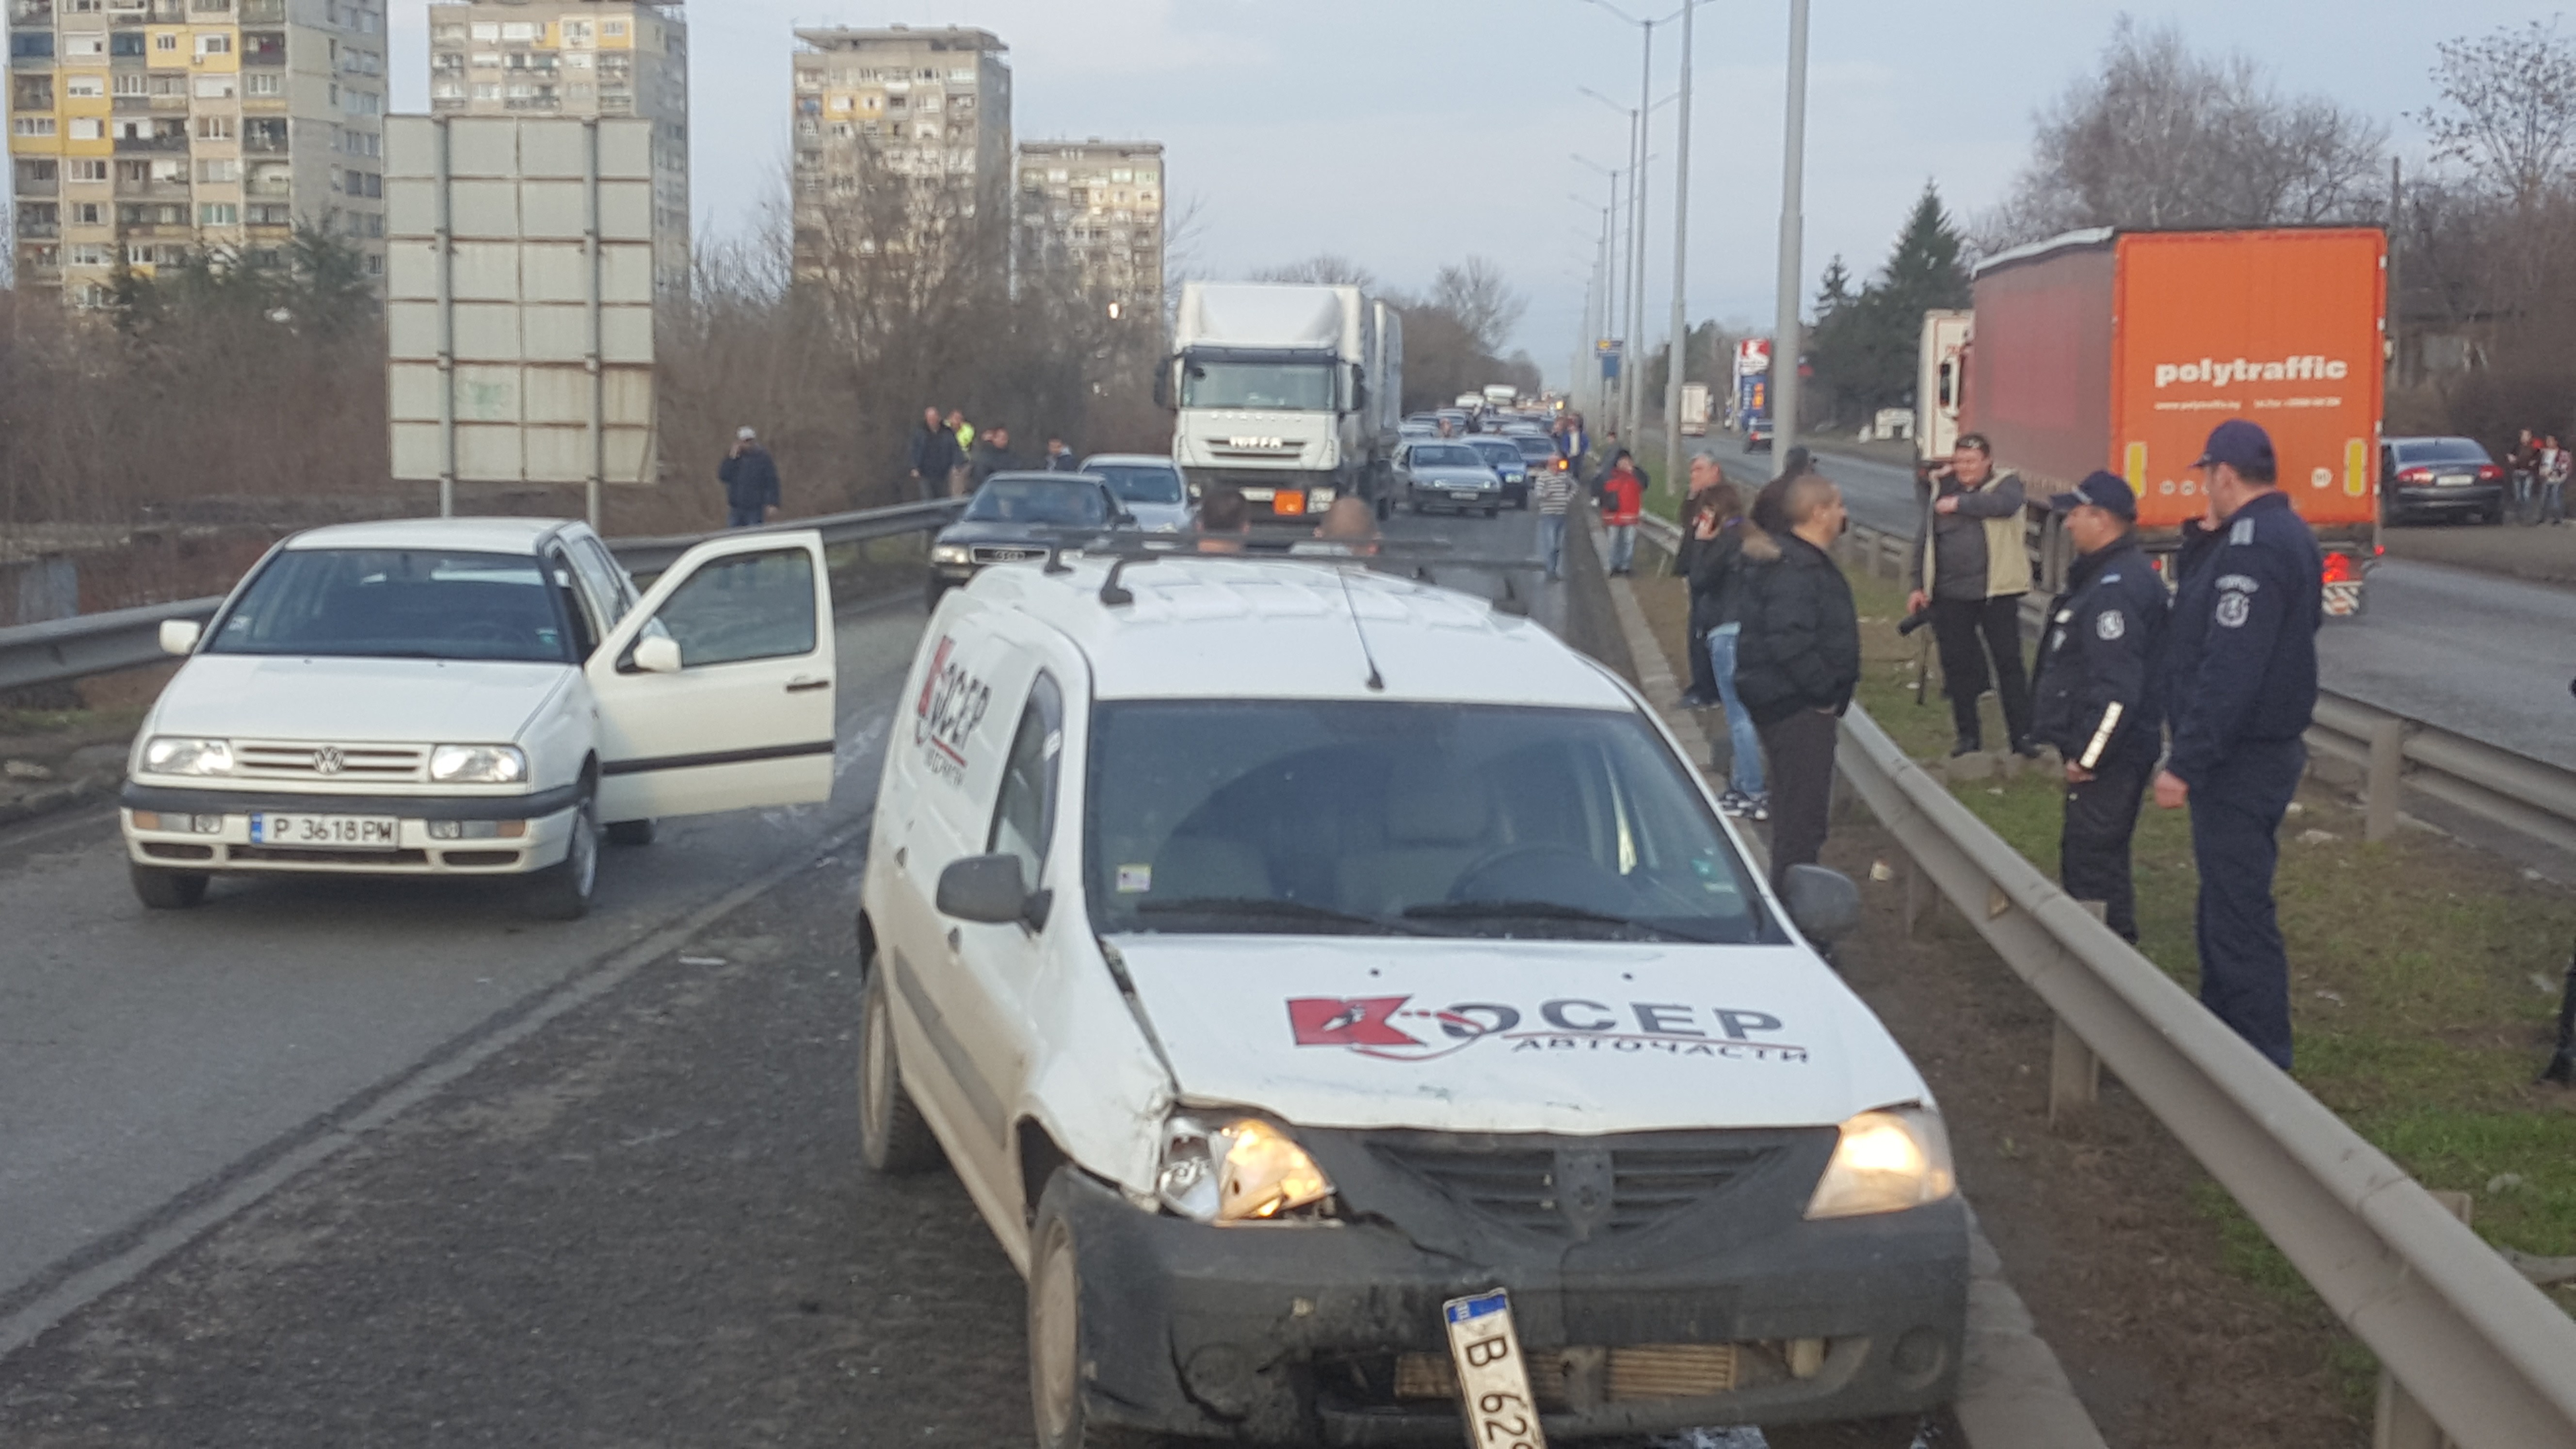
[1085, 700, 1776, 944]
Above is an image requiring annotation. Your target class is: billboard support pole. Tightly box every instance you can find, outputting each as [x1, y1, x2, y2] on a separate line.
[583, 118, 604, 531]
[434, 116, 455, 519]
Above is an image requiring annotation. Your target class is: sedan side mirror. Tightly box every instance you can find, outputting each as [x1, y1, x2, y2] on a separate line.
[632, 634, 683, 674]
[160, 619, 203, 656]
[1780, 864, 1862, 944]
[937, 853, 1052, 930]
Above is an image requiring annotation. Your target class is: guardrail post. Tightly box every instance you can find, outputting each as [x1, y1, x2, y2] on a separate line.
[2367, 718, 2410, 844]
[2374, 1188, 2471, 1449]
[2049, 902, 2108, 1127]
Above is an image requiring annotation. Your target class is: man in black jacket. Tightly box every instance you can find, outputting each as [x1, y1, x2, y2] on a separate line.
[969, 425, 1022, 489]
[718, 427, 780, 528]
[2028, 472, 2168, 943]
[1734, 473, 1858, 888]
[908, 407, 961, 502]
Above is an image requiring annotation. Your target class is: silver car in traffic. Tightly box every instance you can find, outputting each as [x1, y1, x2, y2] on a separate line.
[1395, 441, 1504, 518]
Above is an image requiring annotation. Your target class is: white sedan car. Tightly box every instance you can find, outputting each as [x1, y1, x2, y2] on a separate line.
[121, 517, 838, 919]
[858, 552, 1967, 1448]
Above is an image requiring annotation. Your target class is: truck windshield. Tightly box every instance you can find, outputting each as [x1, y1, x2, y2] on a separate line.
[1182, 361, 1336, 411]
[1085, 699, 1775, 944]
[207, 548, 575, 664]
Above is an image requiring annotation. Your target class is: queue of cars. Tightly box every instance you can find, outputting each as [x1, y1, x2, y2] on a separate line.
[863, 531, 1968, 1446]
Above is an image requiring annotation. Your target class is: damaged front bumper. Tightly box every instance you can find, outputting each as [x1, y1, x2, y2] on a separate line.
[1057, 1126, 1968, 1445]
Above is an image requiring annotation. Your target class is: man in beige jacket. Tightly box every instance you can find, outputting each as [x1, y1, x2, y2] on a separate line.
[1907, 433, 2038, 757]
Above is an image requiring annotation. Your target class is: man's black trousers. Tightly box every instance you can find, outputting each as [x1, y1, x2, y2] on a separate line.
[2189, 740, 2305, 1071]
[1758, 709, 1838, 890]
[2062, 757, 2151, 943]
[1686, 618, 1717, 699]
[1930, 594, 2033, 747]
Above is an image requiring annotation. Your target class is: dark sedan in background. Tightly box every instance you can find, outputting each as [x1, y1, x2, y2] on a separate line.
[926, 473, 1129, 608]
[2382, 436, 2506, 525]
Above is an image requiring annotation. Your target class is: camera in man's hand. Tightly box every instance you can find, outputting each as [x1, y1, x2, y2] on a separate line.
[1898, 608, 1934, 637]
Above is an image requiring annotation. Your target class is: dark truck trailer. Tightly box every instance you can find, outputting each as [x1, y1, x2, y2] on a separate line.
[1956, 227, 2385, 615]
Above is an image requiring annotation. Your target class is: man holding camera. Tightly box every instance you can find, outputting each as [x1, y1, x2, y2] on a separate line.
[2028, 473, 2168, 944]
[1908, 434, 2037, 758]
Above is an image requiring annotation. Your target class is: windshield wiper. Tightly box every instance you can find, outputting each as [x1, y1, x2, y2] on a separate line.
[1402, 900, 1718, 943]
[1135, 897, 1424, 936]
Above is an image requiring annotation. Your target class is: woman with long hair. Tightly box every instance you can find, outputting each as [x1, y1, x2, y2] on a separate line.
[1689, 473, 1768, 819]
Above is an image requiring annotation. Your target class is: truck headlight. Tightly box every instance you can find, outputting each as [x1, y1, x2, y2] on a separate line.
[931, 545, 972, 564]
[141, 737, 234, 776]
[429, 744, 529, 785]
[1157, 1114, 1334, 1223]
[1805, 1107, 1956, 1220]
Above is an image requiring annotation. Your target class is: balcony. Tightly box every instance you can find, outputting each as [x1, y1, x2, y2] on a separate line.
[113, 133, 189, 153]
[10, 0, 53, 24]
[238, 0, 280, 18]
[17, 220, 57, 239]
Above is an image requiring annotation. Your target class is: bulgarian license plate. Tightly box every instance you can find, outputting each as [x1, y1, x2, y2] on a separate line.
[1450, 491, 1482, 503]
[249, 812, 400, 850]
[1442, 1289, 1547, 1449]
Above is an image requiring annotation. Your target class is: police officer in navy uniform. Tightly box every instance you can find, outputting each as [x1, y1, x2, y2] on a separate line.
[2029, 471, 2167, 944]
[2155, 420, 2322, 1070]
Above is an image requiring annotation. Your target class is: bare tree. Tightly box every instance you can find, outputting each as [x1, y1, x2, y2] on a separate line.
[1431, 257, 1528, 356]
[1979, 19, 2384, 249]
[2416, 18, 2576, 211]
[1249, 253, 1380, 290]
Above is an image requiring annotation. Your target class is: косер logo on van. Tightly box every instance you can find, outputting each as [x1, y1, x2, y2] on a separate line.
[1286, 995, 1807, 1064]
[912, 634, 991, 784]
[2154, 355, 2351, 389]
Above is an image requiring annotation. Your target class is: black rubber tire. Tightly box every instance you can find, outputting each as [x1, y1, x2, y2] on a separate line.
[523, 792, 599, 922]
[130, 862, 209, 910]
[858, 962, 945, 1174]
[1029, 1173, 1163, 1449]
[604, 819, 656, 848]
[925, 578, 949, 612]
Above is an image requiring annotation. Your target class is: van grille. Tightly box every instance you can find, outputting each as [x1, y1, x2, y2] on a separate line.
[1372, 1138, 1778, 1240]
[235, 740, 429, 783]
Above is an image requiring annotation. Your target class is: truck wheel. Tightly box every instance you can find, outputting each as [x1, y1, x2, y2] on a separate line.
[1764, 1415, 1930, 1449]
[523, 792, 599, 922]
[604, 819, 655, 848]
[130, 862, 209, 911]
[857, 960, 945, 1175]
[1030, 1172, 1157, 1449]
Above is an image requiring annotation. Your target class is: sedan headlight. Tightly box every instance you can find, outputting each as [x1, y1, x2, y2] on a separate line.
[429, 744, 529, 785]
[1805, 1107, 1956, 1220]
[141, 736, 234, 776]
[931, 544, 972, 565]
[1157, 1114, 1334, 1224]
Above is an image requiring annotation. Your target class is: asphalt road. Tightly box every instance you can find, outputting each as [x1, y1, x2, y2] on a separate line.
[1692, 433, 2576, 771]
[0, 514, 1793, 1449]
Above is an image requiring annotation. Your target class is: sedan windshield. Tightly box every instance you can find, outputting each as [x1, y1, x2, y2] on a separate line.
[208, 548, 575, 663]
[1086, 700, 1774, 944]
[1087, 464, 1188, 506]
[1467, 440, 1522, 467]
[1410, 446, 1485, 470]
[1513, 436, 1560, 461]
[1180, 361, 1336, 411]
[964, 480, 1111, 527]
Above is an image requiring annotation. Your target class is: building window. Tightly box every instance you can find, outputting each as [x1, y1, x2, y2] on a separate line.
[110, 32, 145, 57]
[66, 117, 102, 140]
[71, 242, 113, 266]
[196, 33, 231, 56]
[246, 72, 282, 96]
[433, 22, 464, 42]
[154, 32, 179, 52]
[194, 74, 235, 97]
[195, 116, 233, 141]
[561, 19, 591, 46]
[112, 72, 148, 97]
[198, 202, 238, 225]
[70, 200, 101, 224]
[469, 21, 497, 40]
[10, 117, 55, 138]
[499, 21, 533, 41]
[196, 158, 239, 183]
[64, 74, 104, 99]
[70, 159, 105, 181]
[602, 18, 626, 38]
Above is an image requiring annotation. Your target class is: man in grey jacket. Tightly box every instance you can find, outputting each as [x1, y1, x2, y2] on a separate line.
[1907, 433, 2037, 757]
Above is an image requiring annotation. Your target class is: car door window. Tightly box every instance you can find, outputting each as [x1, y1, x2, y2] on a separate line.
[568, 537, 634, 625]
[547, 548, 601, 659]
[986, 674, 1063, 891]
[643, 547, 817, 668]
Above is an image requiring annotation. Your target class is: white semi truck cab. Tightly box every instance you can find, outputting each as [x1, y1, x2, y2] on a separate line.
[1164, 283, 1401, 524]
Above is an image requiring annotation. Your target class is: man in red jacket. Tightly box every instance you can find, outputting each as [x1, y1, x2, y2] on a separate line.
[1600, 449, 1644, 575]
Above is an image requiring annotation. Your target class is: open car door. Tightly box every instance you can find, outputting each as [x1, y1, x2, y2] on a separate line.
[589, 529, 837, 823]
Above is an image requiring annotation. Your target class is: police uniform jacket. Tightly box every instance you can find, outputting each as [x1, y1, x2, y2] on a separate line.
[2029, 536, 2167, 772]
[2160, 490, 2322, 789]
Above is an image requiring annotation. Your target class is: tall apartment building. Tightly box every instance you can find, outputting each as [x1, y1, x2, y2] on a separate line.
[423, 0, 688, 293]
[1015, 138, 1162, 318]
[789, 25, 1009, 276]
[7, 0, 388, 304]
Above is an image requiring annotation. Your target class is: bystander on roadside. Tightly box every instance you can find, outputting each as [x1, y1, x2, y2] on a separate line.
[1599, 450, 1644, 576]
[718, 427, 779, 529]
[1734, 472, 1858, 888]
[1675, 453, 1727, 706]
[908, 407, 961, 502]
[1532, 454, 1578, 580]
[1688, 473, 1767, 821]
[945, 410, 976, 496]
[1908, 434, 2038, 758]
[970, 425, 1022, 489]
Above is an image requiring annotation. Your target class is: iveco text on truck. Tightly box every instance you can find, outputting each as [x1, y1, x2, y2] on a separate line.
[1925, 227, 2385, 615]
[1162, 283, 1403, 523]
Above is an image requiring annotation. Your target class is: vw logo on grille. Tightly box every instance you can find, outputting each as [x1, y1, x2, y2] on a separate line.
[311, 746, 345, 775]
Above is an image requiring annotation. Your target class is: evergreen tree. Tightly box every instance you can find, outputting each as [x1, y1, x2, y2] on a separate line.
[1806, 184, 1973, 425]
[1815, 255, 1854, 321]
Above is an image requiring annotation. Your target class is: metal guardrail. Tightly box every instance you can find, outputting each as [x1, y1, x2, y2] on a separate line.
[1642, 507, 2576, 1445]
[0, 498, 968, 694]
[1836, 706, 2576, 1449]
[1834, 520, 2576, 859]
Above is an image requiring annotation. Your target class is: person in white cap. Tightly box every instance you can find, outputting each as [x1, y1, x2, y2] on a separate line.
[719, 426, 780, 528]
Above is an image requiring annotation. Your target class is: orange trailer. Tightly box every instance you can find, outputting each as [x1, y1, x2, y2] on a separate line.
[1959, 227, 2385, 614]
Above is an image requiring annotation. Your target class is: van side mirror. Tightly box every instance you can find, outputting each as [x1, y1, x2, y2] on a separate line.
[1780, 864, 1862, 944]
[160, 619, 203, 656]
[937, 853, 1051, 929]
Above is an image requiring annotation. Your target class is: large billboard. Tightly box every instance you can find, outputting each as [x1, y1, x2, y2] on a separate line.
[385, 116, 658, 504]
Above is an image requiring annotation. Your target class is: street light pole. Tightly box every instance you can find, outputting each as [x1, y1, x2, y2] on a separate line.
[1771, 0, 1811, 465]
[1661, 0, 1694, 508]
[1628, 18, 1652, 453]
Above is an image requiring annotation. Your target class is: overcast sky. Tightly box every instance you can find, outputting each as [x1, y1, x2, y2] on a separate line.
[390, 0, 2551, 386]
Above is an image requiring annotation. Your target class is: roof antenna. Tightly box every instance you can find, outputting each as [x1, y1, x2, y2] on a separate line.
[1334, 567, 1386, 692]
[1099, 555, 1136, 606]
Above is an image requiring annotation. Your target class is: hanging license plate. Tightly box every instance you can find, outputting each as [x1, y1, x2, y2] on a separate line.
[1442, 1288, 1547, 1449]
